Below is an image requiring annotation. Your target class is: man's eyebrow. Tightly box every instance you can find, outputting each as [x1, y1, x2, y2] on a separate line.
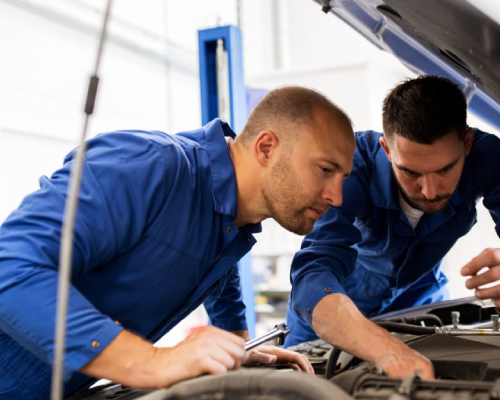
[395, 157, 461, 175]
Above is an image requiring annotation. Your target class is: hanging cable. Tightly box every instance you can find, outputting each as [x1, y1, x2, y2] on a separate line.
[50, 1, 113, 399]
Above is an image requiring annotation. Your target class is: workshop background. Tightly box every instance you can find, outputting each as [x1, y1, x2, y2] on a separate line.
[1, 0, 499, 347]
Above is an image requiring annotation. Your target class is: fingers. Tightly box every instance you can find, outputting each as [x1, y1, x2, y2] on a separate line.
[382, 363, 434, 380]
[198, 353, 235, 376]
[286, 363, 301, 372]
[461, 248, 500, 276]
[182, 326, 246, 374]
[421, 370, 435, 380]
[188, 326, 245, 351]
[244, 350, 277, 365]
[197, 346, 240, 374]
[414, 359, 435, 381]
[384, 363, 434, 380]
[465, 267, 500, 290]
[474, 284, 500, 300]
[282, 352, 314, 374]
[376, 351, 435, 380]
[460, 248, 500, 303]
[244, 346, 315, 374]
[204, 327, 246, 370]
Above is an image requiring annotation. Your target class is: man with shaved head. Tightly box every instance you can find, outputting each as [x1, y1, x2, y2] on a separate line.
[0, 86, 355, 399]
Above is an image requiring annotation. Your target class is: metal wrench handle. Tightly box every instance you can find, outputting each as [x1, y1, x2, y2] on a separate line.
[245, 323, 291, 351]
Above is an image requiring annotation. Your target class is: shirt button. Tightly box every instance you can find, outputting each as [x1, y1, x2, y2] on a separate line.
[244, 237, 250, 243]
[114, 321, 122, 326]
[225, 226, 231, 233]
[306, 308, 311, 314]
[91, 341, 100, 349]
[197, 282, 201, 286]
[325, 288, 332, 293]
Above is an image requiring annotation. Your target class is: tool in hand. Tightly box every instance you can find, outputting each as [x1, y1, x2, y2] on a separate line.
[245, 323, 291, 351]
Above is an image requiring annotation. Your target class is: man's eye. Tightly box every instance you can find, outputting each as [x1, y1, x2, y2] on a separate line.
[320, 167, 332, 174]
[440, 166, 452, 173]
[404, 170, 418, 177]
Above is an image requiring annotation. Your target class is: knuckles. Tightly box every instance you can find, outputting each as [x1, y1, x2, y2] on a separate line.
[492, 249, 500, 264]
[492, 267, 500, 281]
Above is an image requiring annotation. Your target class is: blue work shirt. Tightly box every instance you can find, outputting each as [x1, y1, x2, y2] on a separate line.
[285, 129, 500, 347]
[0, 119, 260, 399]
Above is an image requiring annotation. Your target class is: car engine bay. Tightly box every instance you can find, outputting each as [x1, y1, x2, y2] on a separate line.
[68, 297, 500, 400]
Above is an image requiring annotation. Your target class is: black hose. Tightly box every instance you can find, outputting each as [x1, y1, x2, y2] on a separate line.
[385, 314, 443, 327]
[325, 347, 342, 379]
[375, 321, 435, 335]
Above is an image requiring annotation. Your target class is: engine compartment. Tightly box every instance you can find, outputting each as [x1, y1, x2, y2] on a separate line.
[69, 297, 500, 399]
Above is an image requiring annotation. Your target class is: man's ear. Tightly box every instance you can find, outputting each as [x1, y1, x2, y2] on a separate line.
[254, 130, 279, 166]
[379, 136, 392, 162]
[464, 127, 474, 156]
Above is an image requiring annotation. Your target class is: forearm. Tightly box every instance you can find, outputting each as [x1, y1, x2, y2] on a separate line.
[79, 330, 166, 389]
[80, 325, 247, 389]
[312, 293, 415, 364]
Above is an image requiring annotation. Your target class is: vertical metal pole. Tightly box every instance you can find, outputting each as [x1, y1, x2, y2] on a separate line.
[236, 0, 243, 28]
[216, 39, 231, 123]
[198, 26, 255, 337]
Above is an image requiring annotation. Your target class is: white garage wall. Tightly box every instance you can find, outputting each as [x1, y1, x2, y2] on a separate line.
[243, 0, 500, 308]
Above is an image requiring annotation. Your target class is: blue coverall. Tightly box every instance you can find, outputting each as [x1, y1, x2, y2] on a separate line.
[285, 129, 500, 347]
[0, 119, 259, 398]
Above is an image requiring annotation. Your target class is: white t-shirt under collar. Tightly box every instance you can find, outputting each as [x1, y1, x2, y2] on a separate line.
[398, 191, 424, 229]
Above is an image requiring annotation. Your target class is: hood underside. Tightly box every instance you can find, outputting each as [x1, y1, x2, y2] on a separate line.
[313, 0, 500, 131]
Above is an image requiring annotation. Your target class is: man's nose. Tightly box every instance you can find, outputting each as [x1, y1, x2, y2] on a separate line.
[322, 178, 343, 207]
[420, 174, 438, 200]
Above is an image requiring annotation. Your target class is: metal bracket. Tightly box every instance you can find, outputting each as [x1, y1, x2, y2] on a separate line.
[388, 370, 421, 400]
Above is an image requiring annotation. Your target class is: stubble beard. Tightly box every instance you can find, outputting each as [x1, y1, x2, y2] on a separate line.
[397, 180, 453, 214]
[262, 157, 315, 235]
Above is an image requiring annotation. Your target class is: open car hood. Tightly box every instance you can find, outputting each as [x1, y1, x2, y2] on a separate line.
[313, 0, 500, 131]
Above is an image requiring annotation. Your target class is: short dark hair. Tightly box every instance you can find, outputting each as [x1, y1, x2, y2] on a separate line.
[382, 75, 467, 144]
[238, 86, 352, 143]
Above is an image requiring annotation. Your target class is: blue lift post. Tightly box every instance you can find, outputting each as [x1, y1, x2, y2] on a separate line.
[198, 25, 256, 338]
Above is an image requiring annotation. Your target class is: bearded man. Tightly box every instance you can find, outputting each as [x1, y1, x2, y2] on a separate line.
[285, 75, 500, 381]
[0, 86, 355, 399]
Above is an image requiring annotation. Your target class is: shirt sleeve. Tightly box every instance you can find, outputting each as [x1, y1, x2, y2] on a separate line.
[289, 137, 374, 328]
[471, 129, 500, 238]
[290, 208, 362, 328]
[0, 131, 176, 380]
[203, 265, 248, 332]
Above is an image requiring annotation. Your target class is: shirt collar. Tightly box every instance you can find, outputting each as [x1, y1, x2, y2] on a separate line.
[370, 147, 400, 210]
[202, 119, 262, 234]
[202, 118, 237, 218]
